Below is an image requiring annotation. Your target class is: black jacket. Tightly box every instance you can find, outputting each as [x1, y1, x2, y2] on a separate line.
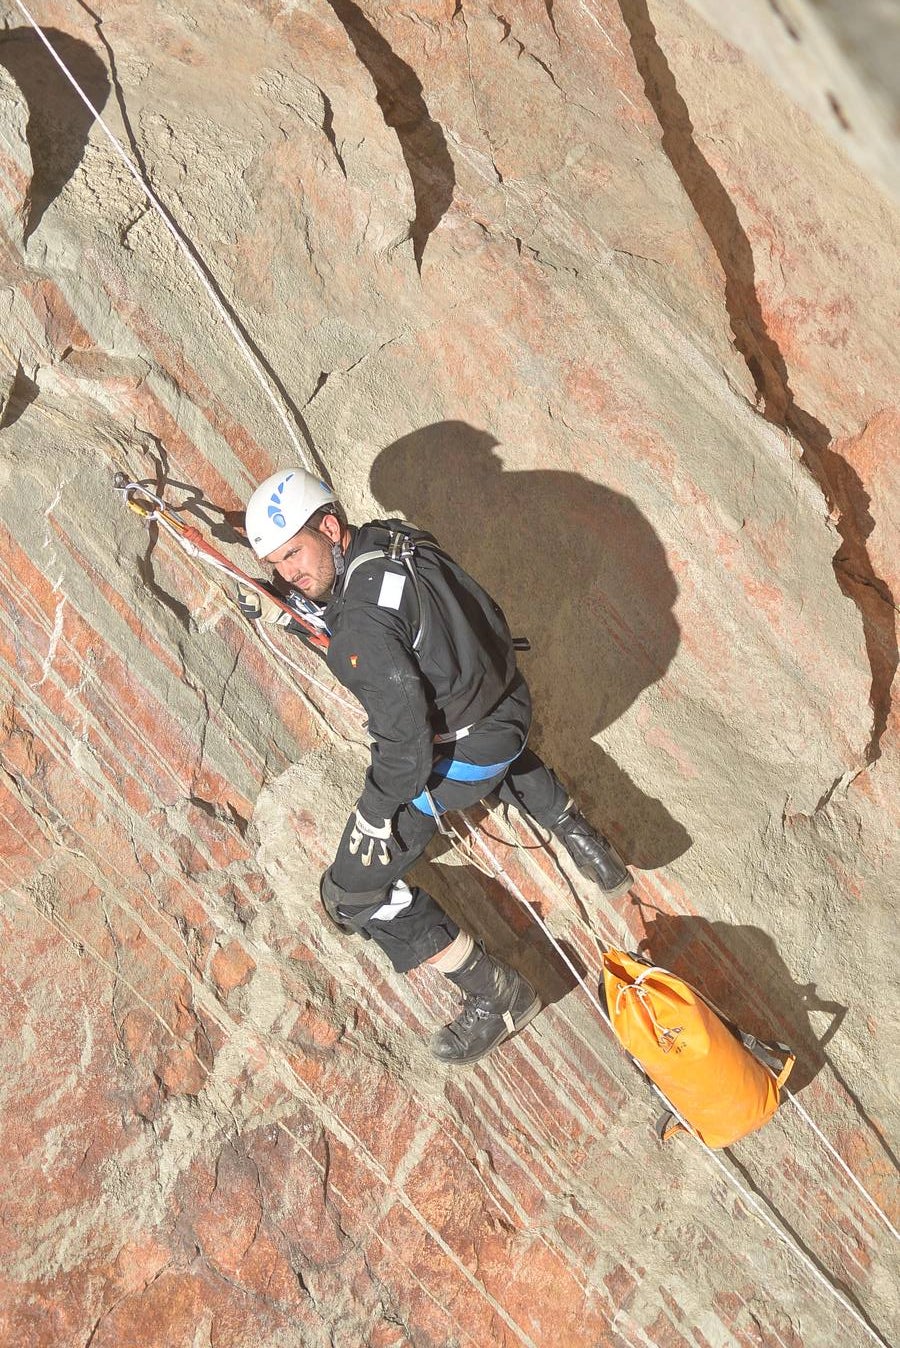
[320, 520, 516, 821]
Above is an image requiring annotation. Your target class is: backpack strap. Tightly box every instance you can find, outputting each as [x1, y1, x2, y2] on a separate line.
[655, 1110, 689, 1144]
[341, 525, 443, 652]
[737, 1032, 796, 1088]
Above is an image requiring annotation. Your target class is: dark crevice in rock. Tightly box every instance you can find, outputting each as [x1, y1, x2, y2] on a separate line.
[826, 90, 852, 132]
[543, 1, 560, 43]
[619, 0, 897, 766]
[0, 361, 39, 429]
[0, 26, 110, 243]
[319, 87, 348, 176]
[188, 793, 249, 838]
[326, 0, 455, 272]
[492, 11, 562, 89]
[766, 0, 802, 43]
[304, 370, 330, 408]
[515, 236, 579, 277]
[814, 772, 849, 813]
[726, 1149, 890, 1345]
[527, 49, 561, 90]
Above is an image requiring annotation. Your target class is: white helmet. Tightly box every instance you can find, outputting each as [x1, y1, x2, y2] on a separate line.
[245, 468, 338, 558]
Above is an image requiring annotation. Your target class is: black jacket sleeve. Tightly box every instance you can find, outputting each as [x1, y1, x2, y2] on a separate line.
[328, 606, 434, 821]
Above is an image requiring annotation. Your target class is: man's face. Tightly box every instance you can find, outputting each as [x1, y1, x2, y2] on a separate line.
[265, 521, 336, 600]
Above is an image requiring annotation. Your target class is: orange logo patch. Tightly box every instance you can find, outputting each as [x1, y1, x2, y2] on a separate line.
[349, 654, 359, 668]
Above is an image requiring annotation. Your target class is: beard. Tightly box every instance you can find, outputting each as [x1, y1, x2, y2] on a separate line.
[302, 535, 338, 600]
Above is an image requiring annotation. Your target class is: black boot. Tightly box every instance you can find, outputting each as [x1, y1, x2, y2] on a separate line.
[430, 946, 541, 1065]
[552, 805, 633, 896]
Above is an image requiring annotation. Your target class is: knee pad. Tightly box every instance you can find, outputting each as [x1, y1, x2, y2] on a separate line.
[319, 868, 389, 937]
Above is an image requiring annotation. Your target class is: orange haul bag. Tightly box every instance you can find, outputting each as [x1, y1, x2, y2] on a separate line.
[602, 949, 795, 1148]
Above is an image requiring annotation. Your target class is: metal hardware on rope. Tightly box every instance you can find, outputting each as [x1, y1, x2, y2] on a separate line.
[112, 474, 334, 657]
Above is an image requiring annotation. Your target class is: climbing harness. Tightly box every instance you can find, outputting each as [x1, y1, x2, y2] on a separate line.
[343, 524, 530, 655]
[341, 525, 438, 652]
[21, 7, 893, 1342]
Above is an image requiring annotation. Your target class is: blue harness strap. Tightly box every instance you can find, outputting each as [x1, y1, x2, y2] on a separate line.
[411, 754, 517, 815]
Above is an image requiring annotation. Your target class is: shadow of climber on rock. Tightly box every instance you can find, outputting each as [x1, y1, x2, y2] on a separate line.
[370, 421, 691, 870]
[635, 907, 847, 1095]
[0, 27, 110, 243]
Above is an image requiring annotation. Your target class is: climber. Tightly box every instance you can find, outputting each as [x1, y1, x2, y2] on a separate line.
[238, 468, 633, 1065]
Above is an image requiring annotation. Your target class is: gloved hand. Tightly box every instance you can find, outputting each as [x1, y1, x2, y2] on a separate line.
[348, 809, 394, 867]
[235, 582, 291, 626]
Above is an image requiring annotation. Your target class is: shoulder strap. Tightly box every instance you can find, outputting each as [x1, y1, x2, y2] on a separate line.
[340, 524, 442, 651]
[342, 547, 394, 592]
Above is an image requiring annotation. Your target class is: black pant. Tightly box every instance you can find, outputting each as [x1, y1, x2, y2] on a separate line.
[322, 677, 568, 972]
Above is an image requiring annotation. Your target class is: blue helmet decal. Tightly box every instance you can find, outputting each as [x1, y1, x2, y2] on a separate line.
[266, 472, 295, 528]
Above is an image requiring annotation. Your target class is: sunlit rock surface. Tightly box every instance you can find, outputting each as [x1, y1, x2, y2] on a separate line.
[0, 2, 897, 1345]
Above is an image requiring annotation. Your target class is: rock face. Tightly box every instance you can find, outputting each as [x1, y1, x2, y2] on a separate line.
[0, 3, 897, 1345]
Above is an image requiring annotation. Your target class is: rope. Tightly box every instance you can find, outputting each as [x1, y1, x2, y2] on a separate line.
[692, 1130, 889, 1348]
[784, 1089, 899, 1242]
[165, 522, 362, 716]
[254, 622, 362, 717]
[10, 0, 313, 470]
[21, 1, 894, 1332]
[458, 814, 891, 1348]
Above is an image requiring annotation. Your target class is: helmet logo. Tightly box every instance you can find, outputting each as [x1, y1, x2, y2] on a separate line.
[267, 473, 295, 529]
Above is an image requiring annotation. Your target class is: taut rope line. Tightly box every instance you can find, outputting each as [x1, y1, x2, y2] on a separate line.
[459, 816, 894, 1348]
[18, 6, 896, 1342]
[10, 0, 314, 472]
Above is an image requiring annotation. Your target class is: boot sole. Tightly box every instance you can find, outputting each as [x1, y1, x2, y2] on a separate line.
[576, 844, 633, 901]
[596, 871, 634, 902]
[432, 995, 542, 1067]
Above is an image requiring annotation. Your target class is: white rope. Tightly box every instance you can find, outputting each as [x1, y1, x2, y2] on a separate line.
[459, 814, 891, 1348]
[462, 818, 612, 1025]
[10, 0, 313, 470]
[695, 1136, 889, 1348]
[785, 1088, 899, 1242]
[145, 508, 361, 716]
[254, 621, 362, 716]
[21, 1, 894, 1330]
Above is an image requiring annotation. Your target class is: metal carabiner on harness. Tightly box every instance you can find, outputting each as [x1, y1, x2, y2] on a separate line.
[341, 526, 431, 651]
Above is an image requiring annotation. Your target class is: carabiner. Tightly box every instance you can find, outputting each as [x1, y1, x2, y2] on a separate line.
[113, 473, 183, 523]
